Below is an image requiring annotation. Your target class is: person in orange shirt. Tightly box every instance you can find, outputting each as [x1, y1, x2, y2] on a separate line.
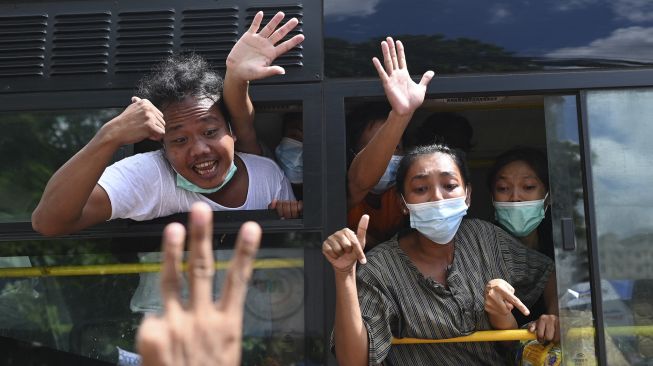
[346, 37, 434, 248]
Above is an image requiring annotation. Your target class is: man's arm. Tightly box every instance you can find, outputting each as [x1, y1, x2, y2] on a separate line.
[31, 97, 165, 236]
[224, 11, 304, 154]
[347, 37, 434, 208]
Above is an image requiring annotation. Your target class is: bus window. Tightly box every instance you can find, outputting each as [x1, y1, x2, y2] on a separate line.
[338, 93, 607, 364]
[585, 88, 653, 364]
[0, 109, 123, 223]
[0, 231, 322, 364]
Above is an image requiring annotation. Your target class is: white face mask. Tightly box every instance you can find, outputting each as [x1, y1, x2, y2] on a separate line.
[402, 195, 468, 244]
[275, 137, 303, 184]
[370, 155, 402, 195]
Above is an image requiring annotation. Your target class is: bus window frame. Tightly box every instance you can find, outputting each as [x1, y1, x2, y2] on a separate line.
[0, 82, 323, 239]
[320, 68, 653, 365]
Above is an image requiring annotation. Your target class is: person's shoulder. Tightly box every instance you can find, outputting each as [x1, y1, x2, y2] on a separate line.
[361, 237, 400, 273]
[238, 151, 277, 165]
[112, 149, 166, 167]
[103, 149, 169, 179]
[456, 218, 504, 248]
[238, 152, 287, 183]
[459, 218, 500, 235]
[238, 152, 283, 172]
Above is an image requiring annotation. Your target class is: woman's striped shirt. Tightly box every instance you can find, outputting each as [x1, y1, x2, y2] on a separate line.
[342, 219, 553, 365]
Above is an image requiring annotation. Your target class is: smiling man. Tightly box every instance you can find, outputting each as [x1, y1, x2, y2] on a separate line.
[31, 11, 304, 236]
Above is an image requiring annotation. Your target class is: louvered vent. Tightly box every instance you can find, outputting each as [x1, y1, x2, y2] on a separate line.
[181, 8, 238, 68]
[51, 12, 110, 75]
[245, 5, 304, 69]
[115, 10, 175, 73]
[0, 15, 47, 77]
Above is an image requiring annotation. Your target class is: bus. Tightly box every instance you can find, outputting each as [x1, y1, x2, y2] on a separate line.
[1, 0, 652, 364]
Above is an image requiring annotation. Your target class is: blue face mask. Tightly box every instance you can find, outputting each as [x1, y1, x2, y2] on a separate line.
[370, 155, 402, 195]
[176, 161, 237, 194]
[493, 193, 548, 237]
[403, 195, 469, 245]
[275, 137, 303, 184]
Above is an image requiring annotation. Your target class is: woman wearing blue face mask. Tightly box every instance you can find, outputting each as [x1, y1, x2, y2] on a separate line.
[324, 144, 556, 365]
[488, 147, 559, 342]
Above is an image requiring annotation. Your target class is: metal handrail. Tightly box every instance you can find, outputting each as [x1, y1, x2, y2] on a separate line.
[0, 258, 304, 278]
[392, 326, 653, 344]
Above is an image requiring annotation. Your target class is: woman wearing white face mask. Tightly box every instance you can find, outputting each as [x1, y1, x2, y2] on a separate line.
[324, 144, 556, 365]
[488, 147, 560, 343]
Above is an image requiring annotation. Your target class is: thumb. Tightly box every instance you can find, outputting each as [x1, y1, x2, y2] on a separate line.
[419, 70, 435, 87]
[261, 66, 286, 78]
[268, 199, 278, 209]
[131, 96, 142, 103]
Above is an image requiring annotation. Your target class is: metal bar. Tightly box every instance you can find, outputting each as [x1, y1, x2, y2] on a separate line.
[392, 330, 536, 344]
[576, 91, 608, 365]
[0, 258, 303, 277]
[391, 326, 653, 345]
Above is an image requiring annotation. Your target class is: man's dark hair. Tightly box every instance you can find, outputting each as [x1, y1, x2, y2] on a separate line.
[414, 112, 474, 152]
[136, 53, 231, 122]
[395, 143, 470, 195]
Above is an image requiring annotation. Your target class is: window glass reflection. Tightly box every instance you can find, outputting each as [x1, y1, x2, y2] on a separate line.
[587, 88, 653, 364]
[0, 231, 319, 364]
[544, 95, 598, 365]
[0, 110, 120, 222]
[324, 0, 653, 78]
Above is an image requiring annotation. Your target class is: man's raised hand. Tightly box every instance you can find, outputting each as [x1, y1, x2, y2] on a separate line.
[372, 37, 434, 117]
[226, 11, 305, 81]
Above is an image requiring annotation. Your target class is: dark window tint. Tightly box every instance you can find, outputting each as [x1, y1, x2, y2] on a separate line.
[0, 110, 120, 222]
[324, 0, 653, 78]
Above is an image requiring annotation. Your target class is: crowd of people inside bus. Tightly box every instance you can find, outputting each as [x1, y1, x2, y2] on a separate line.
[28, 10, 561, 366]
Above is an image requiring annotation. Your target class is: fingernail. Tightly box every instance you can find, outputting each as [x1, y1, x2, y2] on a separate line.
[360, 258, 367, 264]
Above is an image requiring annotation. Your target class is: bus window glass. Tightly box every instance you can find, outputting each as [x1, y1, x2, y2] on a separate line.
[0, 231, 319, 364]
[586, 88, 653, 364]
[544, 95, 598, 364]
[324, 0, 653, 78]
[0, 110, 120, 223]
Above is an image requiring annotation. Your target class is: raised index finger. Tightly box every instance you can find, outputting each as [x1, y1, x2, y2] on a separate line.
[247, 11, 264, 33]
[357, 215, 369, 251]
[506, 293, 530, 316]
[354, 215, 369, 264]
[217, 221, 262, 313]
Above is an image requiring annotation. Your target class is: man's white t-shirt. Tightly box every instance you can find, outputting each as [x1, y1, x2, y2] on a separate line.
[97, 150, 296, 333]
[98, 149, 295, 220]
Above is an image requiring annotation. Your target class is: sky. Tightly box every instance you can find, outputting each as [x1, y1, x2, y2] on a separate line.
[585, 89, 653, 240]
[324, 0, 653, 63]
